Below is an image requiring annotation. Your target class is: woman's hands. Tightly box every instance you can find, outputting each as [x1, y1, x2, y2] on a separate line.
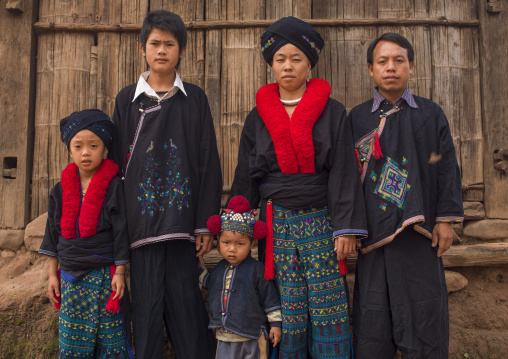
[334, 235, 356, 260]
[112, 266, 126, 300]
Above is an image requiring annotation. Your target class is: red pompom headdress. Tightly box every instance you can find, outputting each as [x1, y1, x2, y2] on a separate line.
[207, 196, 267, 240]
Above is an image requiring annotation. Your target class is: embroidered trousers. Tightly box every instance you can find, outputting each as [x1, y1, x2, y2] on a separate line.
[59, 267, 133, 358]
[353, 228, 449, 359]
[273, 205, 352, 359]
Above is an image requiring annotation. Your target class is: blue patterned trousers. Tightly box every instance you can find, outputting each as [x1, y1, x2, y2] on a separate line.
[59, 266, 133, 358]
[272, 205, 352, 359]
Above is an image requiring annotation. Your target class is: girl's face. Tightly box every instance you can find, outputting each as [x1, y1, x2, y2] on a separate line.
[218, 231, 254, 267]
[271, 43, 311, 95]
[68, 129, 107, 176]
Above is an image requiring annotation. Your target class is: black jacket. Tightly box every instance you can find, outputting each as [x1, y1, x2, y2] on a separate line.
[110, 83, 222, 249]
[204, 255, 281, 339]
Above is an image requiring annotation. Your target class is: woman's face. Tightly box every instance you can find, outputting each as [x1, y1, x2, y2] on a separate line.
[271, 43, 311, 95]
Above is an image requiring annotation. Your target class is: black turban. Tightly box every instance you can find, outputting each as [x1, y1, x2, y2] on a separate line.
[261, 16, 324, 69]
[60, 109, 114, 150]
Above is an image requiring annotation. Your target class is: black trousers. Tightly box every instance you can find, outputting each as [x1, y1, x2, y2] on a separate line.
[130, 240, 216, 359]
[353, 228, 449, 359]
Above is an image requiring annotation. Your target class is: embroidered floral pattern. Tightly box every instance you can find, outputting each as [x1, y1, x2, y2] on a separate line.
[302, 35, 321, 55]
[262, 36, 277, 53]
[62, 118, 82, 142]
[373, 157, 410, 210]
[137, 141, 190, 216]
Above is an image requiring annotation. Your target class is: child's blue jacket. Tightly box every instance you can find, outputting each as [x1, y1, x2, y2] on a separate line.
[204, 254, 281, 340]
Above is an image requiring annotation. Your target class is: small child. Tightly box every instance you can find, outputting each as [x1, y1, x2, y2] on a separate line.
[203, 195, 282, 359]
[39, 109, 133, 358]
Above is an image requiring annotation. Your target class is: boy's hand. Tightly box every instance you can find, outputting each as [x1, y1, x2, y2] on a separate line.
[335, 235, 356, 260]
[432, 222, 453, 257]
[196, 234, 213, 257]
[269, 327, 281, 347]
[111, 274, 125, 300]
[48, 275, 60, 305]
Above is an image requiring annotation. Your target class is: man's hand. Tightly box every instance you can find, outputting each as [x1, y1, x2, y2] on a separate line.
[196, 233, 213, 257]
[335, 235, 356, 260]
[432, 222, 453, 257]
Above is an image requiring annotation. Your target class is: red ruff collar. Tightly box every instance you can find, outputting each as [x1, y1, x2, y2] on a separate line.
[255, 78, 331, 174]
[60, 159, 119, 239]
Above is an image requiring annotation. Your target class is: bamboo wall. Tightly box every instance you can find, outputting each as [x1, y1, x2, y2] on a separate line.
[30, 0, 483, 220]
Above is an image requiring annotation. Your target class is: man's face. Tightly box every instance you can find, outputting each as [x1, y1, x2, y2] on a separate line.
[368, 40, 414, 102]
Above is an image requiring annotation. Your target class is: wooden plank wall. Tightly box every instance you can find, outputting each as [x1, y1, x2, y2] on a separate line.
[0, 0, 37, 228]
[30, 0, 483, 220]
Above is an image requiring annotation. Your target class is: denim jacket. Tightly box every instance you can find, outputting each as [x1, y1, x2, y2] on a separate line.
[204, 254, 281, 339]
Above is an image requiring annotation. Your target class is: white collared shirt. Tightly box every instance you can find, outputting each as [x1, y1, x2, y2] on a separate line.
[132, 70, 187, 103]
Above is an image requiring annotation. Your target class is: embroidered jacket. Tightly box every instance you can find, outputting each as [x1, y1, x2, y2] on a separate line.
[110, 82, 222, 249]
[230, 79, 367, 239]
[39, 160, 130, 274]
[349, 91, 464, 253]
[204, 255, 281, 340]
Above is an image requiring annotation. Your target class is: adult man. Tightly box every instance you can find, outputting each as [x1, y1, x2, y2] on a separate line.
[349, 33, 464, 358]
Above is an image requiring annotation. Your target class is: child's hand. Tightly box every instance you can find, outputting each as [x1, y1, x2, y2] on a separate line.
[111, 274, 125, 300]
[269, 326, 281, 347]
[48, 275, 60, 304]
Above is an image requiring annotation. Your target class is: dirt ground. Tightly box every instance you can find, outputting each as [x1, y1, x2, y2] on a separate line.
[0, 249, 506, 358]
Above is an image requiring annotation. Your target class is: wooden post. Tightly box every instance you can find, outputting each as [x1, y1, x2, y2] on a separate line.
[479, 0, 508, 218]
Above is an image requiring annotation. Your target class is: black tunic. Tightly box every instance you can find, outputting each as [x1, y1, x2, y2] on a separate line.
[110, 83, 222, 249]
[39, 177, 130, 266]
[349, 95, 464, 253]
[230, 94, 367, 238]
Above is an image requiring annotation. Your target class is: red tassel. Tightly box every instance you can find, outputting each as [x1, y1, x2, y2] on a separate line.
[53, 268, 61, 310]
[372, 132, 383, 160]
[355, 149, 363, 174]
[105, 265, 121, 314]
[339, 259, 348, 276]
[264, 201, 275, 280]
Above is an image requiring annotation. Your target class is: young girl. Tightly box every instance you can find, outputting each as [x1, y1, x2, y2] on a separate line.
[39, 109, 133, 358]
[203, 195, 281, 359]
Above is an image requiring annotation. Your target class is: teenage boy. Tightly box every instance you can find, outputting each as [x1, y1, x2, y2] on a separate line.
[110, 10, 221, 359]
[349, 33, 463, 358]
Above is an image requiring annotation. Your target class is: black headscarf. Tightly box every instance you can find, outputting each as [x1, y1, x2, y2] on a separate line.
[261, 16, 324, 69]
[60, 109, 114, 150]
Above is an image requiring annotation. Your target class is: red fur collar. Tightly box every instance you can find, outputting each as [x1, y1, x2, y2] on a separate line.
[60, 159, 119, 239]
[255, 78, 331, 174]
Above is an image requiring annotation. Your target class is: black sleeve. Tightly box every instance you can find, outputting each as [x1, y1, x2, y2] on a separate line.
[434, 105, 464, 222]
[38, 184, 61, 257]
[109, 90, 128, 174]
[328, 106, 368, 238]
[255, 262, 281, 313]
[105, 178, 130, 264]
[229, 110, 262, 208]
[194, 92, 223, 231]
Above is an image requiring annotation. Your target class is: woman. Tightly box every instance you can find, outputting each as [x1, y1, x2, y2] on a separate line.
[230, 17, 367, 358]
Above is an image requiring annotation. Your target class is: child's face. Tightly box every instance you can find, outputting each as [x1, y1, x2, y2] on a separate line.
[218, 231, 254, 267]
[141, 28, 185, 76]
[69, 129, 107, 176]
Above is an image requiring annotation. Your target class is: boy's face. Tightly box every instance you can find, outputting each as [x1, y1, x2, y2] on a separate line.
[368, 40, 414, 101]
[218, 231, 254, 267]
[69, 129, 107, 176]
[141, 28, 185, 76]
